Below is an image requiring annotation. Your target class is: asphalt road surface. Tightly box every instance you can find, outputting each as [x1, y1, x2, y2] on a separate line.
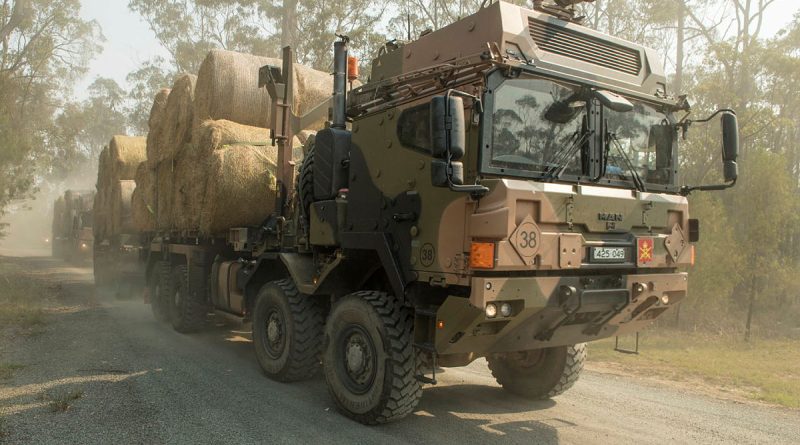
[1, 255, 798, 444]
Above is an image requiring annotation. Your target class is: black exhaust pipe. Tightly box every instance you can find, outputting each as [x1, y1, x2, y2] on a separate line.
[332, 36, 349, 130]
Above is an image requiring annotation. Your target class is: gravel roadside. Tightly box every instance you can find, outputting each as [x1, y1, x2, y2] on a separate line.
[1, 256, 798, 444]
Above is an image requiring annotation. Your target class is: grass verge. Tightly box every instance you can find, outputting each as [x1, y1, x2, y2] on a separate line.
[0, 260, 50, 330]
[588, 329, 800, 408]
[0, 363, 24, 380]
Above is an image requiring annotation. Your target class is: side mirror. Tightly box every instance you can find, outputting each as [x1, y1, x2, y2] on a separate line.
[721, 112, 738, 182]
[680, 108, 739, 195]
[429, 90, 489, 198]
[430, 96, 465, 160]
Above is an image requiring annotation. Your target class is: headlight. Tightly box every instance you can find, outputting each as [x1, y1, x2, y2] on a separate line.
[500, 303, 512, 317]
[485, 303, 498, 318]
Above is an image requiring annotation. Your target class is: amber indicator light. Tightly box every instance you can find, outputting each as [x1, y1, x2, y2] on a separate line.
[470, 242, 495, 269]
[347, 56, 359, 81]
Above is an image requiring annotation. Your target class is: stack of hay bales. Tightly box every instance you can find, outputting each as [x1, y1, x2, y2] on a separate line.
[132, 163, 156, 232]
[132, 49, 331, 237]
[94, 136, 146, 241]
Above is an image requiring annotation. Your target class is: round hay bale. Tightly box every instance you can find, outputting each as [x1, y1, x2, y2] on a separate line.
[155, 160, 175, 231]
[92, 191, 107, 241]
[199, 145, 278, 236]
[111, 180, 137, 235]
[133, 162, 157, 232]
[194, 49, 333, 129]
[146, 88, 171, 164]
[172, 143, 210, 231]
[97, 146, 110, 188]
[293, 64, 334, 129]
[109, 135, 147, 182]
[193, 119, 269, 157]
[160, 74, 197, 160]
[195, 50, 280, 128]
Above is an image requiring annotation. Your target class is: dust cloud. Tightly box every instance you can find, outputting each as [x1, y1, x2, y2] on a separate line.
[0, 172, 96, 257]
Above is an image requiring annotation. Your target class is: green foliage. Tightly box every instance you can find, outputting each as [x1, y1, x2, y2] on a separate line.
[684, 193, 741, 319]
[0, 0, 102, 234]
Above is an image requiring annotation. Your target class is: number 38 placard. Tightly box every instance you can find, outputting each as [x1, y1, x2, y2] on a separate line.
[511, 215, 542, 262]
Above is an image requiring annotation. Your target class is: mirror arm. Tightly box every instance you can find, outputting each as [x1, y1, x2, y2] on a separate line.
[690, 108, 736, 124]
[444, 89, 483, 114]
[448, 180, 490, 198]
[675, 108, 737, 139]
[680, 177, 737, 196]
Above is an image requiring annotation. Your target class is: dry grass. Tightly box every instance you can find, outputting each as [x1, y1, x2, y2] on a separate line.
[47, 390, 84, 413]
[588, 328, 800, 408]
[0, 261, 50, 330]
[0, 363, 24, 380]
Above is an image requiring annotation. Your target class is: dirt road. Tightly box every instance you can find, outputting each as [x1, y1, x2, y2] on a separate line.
[1, 255, 798, 444]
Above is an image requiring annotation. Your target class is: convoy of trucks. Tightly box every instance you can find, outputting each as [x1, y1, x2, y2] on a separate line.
[70, 0, 742, 425]
[50, 190, 95, 261]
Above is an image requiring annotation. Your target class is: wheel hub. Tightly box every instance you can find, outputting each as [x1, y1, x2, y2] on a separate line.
[266, 312, 283, 348]
[338, 327, 376, 394]
[346, 342, 365, 373]
[267, 318, 280, 343]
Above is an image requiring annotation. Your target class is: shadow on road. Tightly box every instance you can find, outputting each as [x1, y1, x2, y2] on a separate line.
[2, 254, 568, 443]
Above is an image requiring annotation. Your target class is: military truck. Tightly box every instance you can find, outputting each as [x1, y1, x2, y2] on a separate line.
[51, 190, 95, 261]
[145, 0, 739, 424]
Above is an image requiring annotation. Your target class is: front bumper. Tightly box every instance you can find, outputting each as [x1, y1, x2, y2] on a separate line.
[434, 272, 687, 357]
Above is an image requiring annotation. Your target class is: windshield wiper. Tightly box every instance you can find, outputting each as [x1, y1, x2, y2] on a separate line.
[542, 130, 592, 181]
[605, 132, 646, 192]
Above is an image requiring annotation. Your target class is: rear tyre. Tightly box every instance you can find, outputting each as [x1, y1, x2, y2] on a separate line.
[150, 261, 170, 322]
[252, 279, 325, 382]
[323, 291, 422, 425]
[487, 343, 586, 399]
[169, 264, 207, 333]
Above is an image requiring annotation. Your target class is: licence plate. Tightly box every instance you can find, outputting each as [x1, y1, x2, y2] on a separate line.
[591, 247, 627, 262]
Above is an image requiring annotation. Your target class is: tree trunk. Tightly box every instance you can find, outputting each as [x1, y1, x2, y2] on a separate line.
[674, 0, 685, 94]
[744, 274, 757, 342]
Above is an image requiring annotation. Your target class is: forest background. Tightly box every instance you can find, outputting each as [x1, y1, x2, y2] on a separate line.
[1, 0, 799, 340]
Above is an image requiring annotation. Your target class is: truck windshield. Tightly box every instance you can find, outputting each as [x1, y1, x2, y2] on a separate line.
[489, 77, 587, 177]
[603, 100, 674, 186]
[486, 74, 676, 188]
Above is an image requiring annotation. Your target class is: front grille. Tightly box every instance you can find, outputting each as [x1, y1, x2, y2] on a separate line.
[528, 18, 642, 76]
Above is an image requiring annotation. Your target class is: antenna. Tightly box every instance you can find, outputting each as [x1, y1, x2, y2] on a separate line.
[533, 0, 594, 24]
[407, 13, 411, 41]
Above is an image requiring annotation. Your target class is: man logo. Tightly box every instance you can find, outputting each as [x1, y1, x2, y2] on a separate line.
[598, 212, 624, 222]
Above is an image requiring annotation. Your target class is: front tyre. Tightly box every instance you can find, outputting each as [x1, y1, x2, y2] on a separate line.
[323, 291, 422, 425]
[487, 343, 586, 399]
[252, 279, 324, 382]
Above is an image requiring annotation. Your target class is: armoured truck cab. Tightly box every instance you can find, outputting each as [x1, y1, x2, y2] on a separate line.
[149, 0, 739, 426]
[333, 1, 738, 365]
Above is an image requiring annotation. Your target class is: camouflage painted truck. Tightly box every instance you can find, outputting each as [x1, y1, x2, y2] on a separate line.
[145, 0, 740, 424]
[51, 190, 95, 261]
